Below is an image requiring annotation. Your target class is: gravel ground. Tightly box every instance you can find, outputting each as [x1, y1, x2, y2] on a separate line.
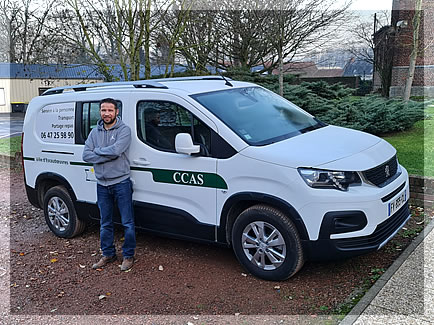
[1, 165, 430, 324]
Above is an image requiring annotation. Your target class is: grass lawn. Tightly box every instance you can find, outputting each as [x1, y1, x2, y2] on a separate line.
[0, 136, 21, 157]
[382, 103, 434, 177]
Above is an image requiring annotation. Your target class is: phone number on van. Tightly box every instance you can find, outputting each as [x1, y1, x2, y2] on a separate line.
[40, 131, 74, 139]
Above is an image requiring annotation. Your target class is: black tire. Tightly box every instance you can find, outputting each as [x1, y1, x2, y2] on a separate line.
[43, 185, 86, 238]
[231, 204, 304, 281]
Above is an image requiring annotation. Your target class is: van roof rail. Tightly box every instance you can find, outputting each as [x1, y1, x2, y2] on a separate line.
[41, 75, 232, 96]
[41, 80, 169, 96]
[150, 75, 231, 82]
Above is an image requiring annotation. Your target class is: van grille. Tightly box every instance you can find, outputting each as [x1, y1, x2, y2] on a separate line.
[362, 155, 398, 187]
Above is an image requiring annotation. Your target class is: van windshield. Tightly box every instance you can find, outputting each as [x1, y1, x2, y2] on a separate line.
[191, 86, 325, 146]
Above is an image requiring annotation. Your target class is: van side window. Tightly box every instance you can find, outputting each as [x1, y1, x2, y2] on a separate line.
[137, 100, 211, 154]
[79, 101, 123, 142]
[82, 102, 100, 139]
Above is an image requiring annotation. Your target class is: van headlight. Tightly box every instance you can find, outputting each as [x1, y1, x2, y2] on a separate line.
[298, 168, 361, 191]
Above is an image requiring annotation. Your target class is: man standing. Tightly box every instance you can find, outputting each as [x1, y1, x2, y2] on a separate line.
[83, 98, 136, 271]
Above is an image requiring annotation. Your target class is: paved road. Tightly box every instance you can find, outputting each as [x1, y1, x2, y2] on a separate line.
[0, 114, 24, 139]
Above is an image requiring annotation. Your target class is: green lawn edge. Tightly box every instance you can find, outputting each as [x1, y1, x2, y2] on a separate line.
[382, 103, 433, 178]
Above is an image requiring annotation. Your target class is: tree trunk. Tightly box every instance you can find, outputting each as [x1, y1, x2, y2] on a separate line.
[403, 0, 422, 101]
[279, 50, 283, 97]
[144, 0, 152, 79]
[278, 11, 284, 97]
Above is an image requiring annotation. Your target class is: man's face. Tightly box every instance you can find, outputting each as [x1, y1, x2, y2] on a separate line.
[100, 102, 118, 126]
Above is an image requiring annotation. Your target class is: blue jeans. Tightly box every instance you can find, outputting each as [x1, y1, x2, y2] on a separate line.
[97, 178, 136, 258]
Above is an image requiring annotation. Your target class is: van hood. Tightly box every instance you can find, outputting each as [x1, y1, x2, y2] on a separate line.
[239, 125, 396, 171]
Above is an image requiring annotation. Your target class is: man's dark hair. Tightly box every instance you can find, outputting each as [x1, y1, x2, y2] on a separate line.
[100, 98, 118, 110]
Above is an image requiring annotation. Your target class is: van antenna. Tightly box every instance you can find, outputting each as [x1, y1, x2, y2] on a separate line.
[217, 69, 233, 87]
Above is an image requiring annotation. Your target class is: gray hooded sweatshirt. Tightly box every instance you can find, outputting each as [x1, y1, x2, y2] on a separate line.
[82, 117, 131, 186]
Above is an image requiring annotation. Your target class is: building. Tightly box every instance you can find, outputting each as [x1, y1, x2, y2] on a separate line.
[271, 61, 319, 77]
[0, 64, 104, 113]
[0, 63, 191, 113]
[389, 0, 434, 97]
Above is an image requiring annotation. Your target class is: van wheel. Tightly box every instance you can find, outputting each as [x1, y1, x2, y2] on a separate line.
[231, 204, 304, 281]
[43, 186, 85, 238]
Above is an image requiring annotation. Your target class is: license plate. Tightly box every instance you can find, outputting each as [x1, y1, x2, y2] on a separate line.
[388, 188, 408, 217]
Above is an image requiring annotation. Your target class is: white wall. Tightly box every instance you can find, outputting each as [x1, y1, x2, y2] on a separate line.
[0, 79, 11, 113]
[0, 78, 103, 113]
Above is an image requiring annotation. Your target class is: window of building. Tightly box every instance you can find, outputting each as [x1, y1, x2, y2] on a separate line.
[0, 88, 5, 106]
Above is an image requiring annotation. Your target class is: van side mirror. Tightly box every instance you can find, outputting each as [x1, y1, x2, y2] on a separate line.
[175, 133, 200, 155]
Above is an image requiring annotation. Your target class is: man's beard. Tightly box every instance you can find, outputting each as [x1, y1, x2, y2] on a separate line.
[104, 116, 117, 126]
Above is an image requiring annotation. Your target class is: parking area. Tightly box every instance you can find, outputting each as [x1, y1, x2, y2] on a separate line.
[3, 166, 426, 317]
[0, 114, 24, 139]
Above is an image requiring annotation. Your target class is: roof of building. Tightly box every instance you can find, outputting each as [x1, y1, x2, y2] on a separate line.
[272, 61, 318, 76]
[0, 63, 196, 80]
[312, 68, 344, 78]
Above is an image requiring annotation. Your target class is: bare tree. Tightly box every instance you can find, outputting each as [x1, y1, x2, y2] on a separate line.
[0, 0, 12, 62]
[2, 0, 56, 63]
[172, 1, 271, 74]
[217, 1, 273, 71]
[259, 0, 350, 96]
[403, 0, 423, 101]
[346, 11, 393, 96]
[346, 11, 390, 66]
[157, 0, 193, 77]
[176, 9, 221, 74]
[58, 0, 167, 80]
[372, 25, 395, 97]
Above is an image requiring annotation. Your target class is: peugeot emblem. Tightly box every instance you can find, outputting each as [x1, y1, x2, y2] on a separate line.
[385, 165, 390, 178]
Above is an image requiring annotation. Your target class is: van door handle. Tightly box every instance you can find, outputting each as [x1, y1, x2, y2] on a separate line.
[133, 158, 151, 166]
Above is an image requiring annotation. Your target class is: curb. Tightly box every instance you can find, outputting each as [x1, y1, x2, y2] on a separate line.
[339, 217, 434, 325]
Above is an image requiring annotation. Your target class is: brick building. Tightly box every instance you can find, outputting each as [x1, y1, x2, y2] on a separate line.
[389, 0, 434, 97]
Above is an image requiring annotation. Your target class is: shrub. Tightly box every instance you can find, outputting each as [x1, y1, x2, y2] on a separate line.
[263, 81, 425, 135]
[300, 81, 354, 99]
[356, 80, 373, 96]
[306, 96, 425, 135]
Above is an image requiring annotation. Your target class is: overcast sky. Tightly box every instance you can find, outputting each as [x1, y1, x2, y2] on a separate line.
[347, 0, 392, 10]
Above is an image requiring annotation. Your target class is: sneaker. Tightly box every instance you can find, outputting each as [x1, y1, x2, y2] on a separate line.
[120, 257, 134, 271]
[92, 255, 117, 269]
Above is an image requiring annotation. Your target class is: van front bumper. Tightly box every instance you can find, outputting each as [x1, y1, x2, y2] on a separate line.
[303, 202, 410, 261]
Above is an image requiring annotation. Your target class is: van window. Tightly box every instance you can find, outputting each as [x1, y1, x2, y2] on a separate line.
[191, 87, 324, 146]
[82, 102, 100, 139]
[137, 100, 211, 154]
[38, 87, 51, 96]
[80, 100, 123, 140]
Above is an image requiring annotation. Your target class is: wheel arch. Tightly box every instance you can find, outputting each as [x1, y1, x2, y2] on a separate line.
[35, 172, 78, 209]
[218, 192, 309, 245]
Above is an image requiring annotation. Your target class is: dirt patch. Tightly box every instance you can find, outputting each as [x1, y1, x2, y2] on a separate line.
[4, 167, 431, 316]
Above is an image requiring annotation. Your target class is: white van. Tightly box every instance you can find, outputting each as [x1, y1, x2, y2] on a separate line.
[22, 76, 410, 280]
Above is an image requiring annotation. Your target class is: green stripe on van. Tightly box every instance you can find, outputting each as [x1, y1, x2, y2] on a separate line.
[70, 161, 93, 166]
[131, 166, 228, 190]
[25, 157, 228, 190]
